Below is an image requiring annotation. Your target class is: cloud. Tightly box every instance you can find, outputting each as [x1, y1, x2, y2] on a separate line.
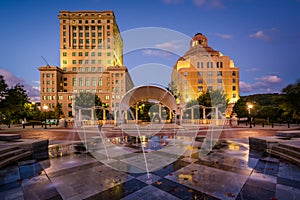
[249, 30, 270, 41]
[0, 69, 40, 101]
[215, 33, 233, 39]
[246, 67, 260, 72]
[142, 49, 172, 57]
[257, 75, 282, 84]
[155, 41, 181, 51]
[240, 75, 282, 94]
[193, 0, 225, 9]
[162, 0, 183, 4]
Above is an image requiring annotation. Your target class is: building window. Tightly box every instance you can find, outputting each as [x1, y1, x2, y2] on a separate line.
[198, 71, 203, 76]
[86, 39, 90, 44]
[91, 78, 96, 86]
[207, 71, 213, 76]
[232, 86, 236, 91]
[198, 86, 203, 92]
[85, 60, 89, 64]
[98, 60, 102, 65]
[79, 78, 83, 86]
[232, 71, 236, 76]
[58, 96, 63, 100]
[217, 79, 222, 83]
[207, 62, 213, 68]
[107, 52, 111, 56]
[208, 86, 213, 91]
[79, 52, 83, 56]
[217, 71, 222, 76]
[73, 33, 77, 37]
[184, 86, 188, 91]
[91, 60, 96, 64]
[72, 52, 76, 56]
[232, 78, 236, 83]
[85, 78, 90, 86]
[198, 79, 203, 84]
[91, 67, 96, 72]
[98, 67, 102, 72]
[217, 62, 223, 68]
[72, 67, 76, 72]
[85, 26, 89, 30]
[233, 93, 236, 98]
[63, 60, 67, 64]
[107, 60, 111, 64]
[97, 26, 102, 30]
[107, 31, 110, 36]
[98, 78, 102, 86]
[207, 79, 213, 84]
[105, 95, 110, 100]
[72, 78, 77, 86]
[85, 67, 89, 72]
[184, 80, 188, 84]
[63, 52, 67, 56]
[68, 103, 72, 108]
[72, 60, 76, 64]
[183, 71, 188, 76]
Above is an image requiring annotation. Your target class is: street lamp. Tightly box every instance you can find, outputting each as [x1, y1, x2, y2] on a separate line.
[248, 104, 253, 128]
[43, 105, 48, 129]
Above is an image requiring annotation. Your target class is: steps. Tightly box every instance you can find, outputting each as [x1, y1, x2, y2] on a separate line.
[267, 143, 300, 167]
[0, 146, 32, 168]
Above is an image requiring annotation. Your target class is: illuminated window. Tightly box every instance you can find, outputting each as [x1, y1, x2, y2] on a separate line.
[198, 86, 203, 92]
[105, 95, 110, 100]
[92, 78, 96, 86]
[98, 78, 102, 86]
[217, 71, 222, 76]
[63, 60, 67, 64]
[63, 52, 67, 56]
[58, 96, 63, 100]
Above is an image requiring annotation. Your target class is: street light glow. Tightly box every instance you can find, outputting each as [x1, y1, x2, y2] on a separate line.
[43, 105, 48, 110]
[248, 104, 253, 109]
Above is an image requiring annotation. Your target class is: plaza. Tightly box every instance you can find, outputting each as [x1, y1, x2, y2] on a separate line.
[0, 123, 300, 200]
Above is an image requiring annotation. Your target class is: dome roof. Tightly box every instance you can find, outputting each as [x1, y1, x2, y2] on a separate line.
[190, 33, 208, 47]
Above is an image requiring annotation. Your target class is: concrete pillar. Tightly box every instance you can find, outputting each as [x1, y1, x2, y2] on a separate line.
[103, 109, 106, 121]
[158, 104, 162, 120]
[215, 107, 218, 125]
[203, 108, 206, 119]
[191, 108, 194, 122]
[135, 104, 138, 123]
[79, 109, 82, 121]
[91, 108, 95, 125]
[169, 109, 172, 121]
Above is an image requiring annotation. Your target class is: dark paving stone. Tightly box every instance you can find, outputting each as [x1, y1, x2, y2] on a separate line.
[237, 182, 276, 200]
[152, 160, 190, 178]
[244, 178, 276, 194]
[254, 160, 279, 176]
[86, 178, 147, 200]
[195, 159, 251, 176]
[277, 176, 300, 190]
[152, 178, 218, 200]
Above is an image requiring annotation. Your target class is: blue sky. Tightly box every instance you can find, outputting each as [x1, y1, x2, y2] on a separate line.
[0, 0, 300, 100]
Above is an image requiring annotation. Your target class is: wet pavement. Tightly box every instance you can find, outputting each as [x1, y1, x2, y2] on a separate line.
[1, 125, 300, 199]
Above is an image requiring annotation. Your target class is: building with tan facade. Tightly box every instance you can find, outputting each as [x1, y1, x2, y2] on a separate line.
[172, 33, 239, 108]
[39, 10, 133, 118]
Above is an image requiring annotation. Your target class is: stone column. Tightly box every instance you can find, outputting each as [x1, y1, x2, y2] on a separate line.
[158, 104, 162, 122]
[103, 109, 106, 121]
[135, 104, 138, 123]
[191, 108, 194, 123]
[91, 108, 95, 125]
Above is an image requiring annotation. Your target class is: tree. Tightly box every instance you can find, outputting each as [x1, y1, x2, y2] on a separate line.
[166, 81, 180, 102]
[281, 79, 300, 122]
[0, 77, 29, 126]
[232, 98, 248, 118]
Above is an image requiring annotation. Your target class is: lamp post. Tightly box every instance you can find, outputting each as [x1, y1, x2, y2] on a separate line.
[43, 105, 48, 129]
[248, 104, 253, 128]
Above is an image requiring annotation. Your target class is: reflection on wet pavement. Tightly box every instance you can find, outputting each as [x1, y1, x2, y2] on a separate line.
[1, 134, 300, 199]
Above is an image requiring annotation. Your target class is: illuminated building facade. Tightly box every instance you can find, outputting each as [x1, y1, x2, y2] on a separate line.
[39, 10, 133, 118]
[172, 33, 239, 106]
